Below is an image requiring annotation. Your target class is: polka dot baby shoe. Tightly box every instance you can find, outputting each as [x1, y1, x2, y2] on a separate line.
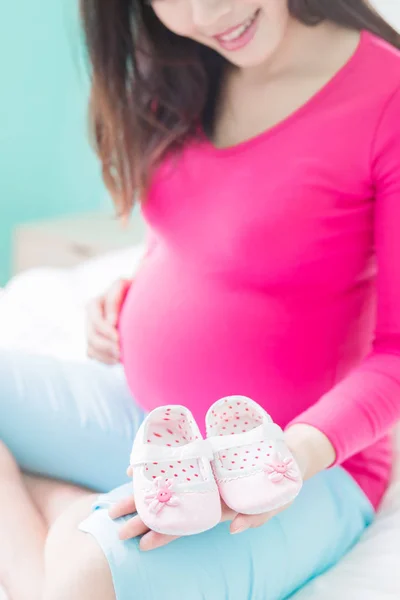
[130, 405, 221, 536]
[206, 396, 303, 514]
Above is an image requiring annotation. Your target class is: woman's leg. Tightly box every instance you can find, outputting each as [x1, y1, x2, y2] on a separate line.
[43, 495, 115, 600]
[0, 441, 91, 600]
[0, 442, 46, 600]
[44, 467, 374, 600]
[0, 350, 144, 492]
[0, 349, 145, 599]
[23, 474, 90, 526]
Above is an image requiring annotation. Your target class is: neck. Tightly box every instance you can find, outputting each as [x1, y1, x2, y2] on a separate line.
[235, 19, 347, 84]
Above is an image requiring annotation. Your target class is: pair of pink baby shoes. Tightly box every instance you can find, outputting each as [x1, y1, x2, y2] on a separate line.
[130, 396, 302, 536]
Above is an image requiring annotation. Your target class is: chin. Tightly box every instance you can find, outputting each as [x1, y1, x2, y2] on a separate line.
[225, 51, 273, 68]
[218, 45, 276, 68]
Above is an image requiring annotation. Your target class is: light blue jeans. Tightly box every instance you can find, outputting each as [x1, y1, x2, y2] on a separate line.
[0, 350, 374, 600]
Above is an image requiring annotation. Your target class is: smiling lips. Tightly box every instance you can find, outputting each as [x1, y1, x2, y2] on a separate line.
[214, 9, 260, 51]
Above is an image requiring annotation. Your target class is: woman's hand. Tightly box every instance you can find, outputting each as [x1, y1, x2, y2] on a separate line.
[284, 423, 336, 481]
[109, 425, 335, 550]
[108, 465, 296, 551]
[86, 278, 132, 365]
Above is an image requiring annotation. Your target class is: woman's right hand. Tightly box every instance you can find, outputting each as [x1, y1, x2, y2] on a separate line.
[110, 467, 292, 551]
[86, 278, 132, 365]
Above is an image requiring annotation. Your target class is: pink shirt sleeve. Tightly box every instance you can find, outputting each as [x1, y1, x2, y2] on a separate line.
[291, 85, 400, 465]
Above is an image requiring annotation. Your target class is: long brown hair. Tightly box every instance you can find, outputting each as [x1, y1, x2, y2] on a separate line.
[81, 0, 400, 214]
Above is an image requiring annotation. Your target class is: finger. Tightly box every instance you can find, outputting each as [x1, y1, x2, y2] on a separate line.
[139, 530, 179, 552]
[105, 279, 131, 327]
[91, 313, 119, 342]
[87, 296, 119, 342]
[230, 503, 292, 535]
[86, 296, 103, 317]
[220, 499, 237, 523]
[93, 320, 119, 343]
[86, 297, 105, 326]
[230, 512, 273, 534]
[87, 353, 118, 366]
[109, 496, 137, 520]
[126, 466, 133, 477]
[88, 334, 120, 360]
[119, 516, 149, 541]
[87, 345, 119, 366]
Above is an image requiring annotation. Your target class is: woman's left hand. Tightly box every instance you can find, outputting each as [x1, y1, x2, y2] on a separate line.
[109, 465, 293, 551]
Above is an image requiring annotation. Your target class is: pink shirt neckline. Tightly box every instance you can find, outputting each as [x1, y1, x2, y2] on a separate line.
[200, 29, 368, 158]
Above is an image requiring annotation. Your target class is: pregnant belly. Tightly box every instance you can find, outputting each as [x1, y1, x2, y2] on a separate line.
[119, 255, 337, 427]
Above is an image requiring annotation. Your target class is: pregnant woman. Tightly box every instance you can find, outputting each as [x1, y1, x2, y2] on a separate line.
[1, 1, 400, 599]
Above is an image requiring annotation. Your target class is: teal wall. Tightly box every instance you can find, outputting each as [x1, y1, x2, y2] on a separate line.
[0, 0, 106, 284]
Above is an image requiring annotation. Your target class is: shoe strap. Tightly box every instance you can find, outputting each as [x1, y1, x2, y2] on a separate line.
[208, 422, 284, 453]
[130, 439, 214, 466]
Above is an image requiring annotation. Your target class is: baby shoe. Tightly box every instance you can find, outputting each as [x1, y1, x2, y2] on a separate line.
[130, 405, 221, 536]
[206, 396, 302, 515]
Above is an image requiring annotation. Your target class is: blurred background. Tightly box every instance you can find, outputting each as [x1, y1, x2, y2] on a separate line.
[0, 0, 145, 286]
[0, 0, 399, 285]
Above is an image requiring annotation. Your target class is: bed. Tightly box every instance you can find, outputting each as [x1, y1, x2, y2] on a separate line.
[0, 245, 399, 599]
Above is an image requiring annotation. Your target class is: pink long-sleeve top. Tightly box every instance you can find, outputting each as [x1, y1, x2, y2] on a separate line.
[120, 31, 400, 509]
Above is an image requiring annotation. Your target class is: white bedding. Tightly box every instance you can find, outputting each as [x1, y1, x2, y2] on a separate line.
[0, 246, 400, 598]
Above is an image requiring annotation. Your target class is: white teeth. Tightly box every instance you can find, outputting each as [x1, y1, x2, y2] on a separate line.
[219, 12, 257, 42]
[221, 23, 247, 42]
